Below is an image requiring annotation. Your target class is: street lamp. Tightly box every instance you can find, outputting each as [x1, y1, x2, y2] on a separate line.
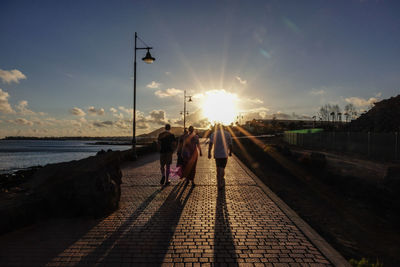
[180, 90, 192, 130]
[132, 32, 155, 159]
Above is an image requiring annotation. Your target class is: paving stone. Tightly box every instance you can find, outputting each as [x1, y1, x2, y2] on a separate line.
[0, 146, 334, 266]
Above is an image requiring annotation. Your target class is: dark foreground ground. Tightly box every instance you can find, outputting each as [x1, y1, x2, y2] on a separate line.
[0, 144, 346, 266]
[233, 137, 400, 266]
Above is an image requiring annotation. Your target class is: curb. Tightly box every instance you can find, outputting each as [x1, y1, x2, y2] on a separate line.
[233, 154, 351, 267]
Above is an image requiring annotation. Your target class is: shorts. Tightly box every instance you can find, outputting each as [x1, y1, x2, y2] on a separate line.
[215, 158, 228, 168]
[160, 152, 173, 166]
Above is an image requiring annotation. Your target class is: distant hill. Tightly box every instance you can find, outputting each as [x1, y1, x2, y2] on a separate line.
[349, 95, 400, 132]
[138, 126, 185, 138]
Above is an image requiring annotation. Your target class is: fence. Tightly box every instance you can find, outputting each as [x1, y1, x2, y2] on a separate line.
[283, 131, 400, 161]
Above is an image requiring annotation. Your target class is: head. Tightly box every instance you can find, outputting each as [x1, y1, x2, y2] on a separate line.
[214, 123, 222, 131]
[183, 127, 188, 134]
[188, 125, 194, 133]
[165, 124, 171, 131]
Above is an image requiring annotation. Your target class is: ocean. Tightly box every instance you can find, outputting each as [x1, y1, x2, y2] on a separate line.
[0, 140, 132, 173]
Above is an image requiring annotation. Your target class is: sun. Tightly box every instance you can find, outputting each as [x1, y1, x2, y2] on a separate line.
[202, 90, 238, 125]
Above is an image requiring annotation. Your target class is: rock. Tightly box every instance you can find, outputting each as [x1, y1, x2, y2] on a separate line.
[96, 149, 106, 155]
[31, 150, 122, 217]
[0, 145, 158, 235]
[0, 150, 122, 235]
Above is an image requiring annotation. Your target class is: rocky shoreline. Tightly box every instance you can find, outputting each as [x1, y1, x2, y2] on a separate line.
[0, 143, 157, 236]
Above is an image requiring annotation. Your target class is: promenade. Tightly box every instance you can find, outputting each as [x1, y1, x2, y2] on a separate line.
[0, 144, 348, 266]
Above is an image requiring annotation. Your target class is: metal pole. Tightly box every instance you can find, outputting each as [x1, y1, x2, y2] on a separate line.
[395, 132, 398, 160]
[183, 90, 186, 130]
[132, 32, 137, 159]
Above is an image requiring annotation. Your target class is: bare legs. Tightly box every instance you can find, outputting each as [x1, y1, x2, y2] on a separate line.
[160, 164, 171, 185]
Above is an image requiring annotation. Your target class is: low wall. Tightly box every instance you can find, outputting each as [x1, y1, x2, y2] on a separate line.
[0, 144, 157, 235]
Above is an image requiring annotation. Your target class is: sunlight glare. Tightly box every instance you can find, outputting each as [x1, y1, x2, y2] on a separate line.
[202, 90, 238, 125]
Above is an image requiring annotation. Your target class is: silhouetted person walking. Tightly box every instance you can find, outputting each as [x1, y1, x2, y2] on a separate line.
[158, 124, 176, 185]
[208, 124, 232, 190]
[176, 128, 188, 167]
[182, 126, 202, 185]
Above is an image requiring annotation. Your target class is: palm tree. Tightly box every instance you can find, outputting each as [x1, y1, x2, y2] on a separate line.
[337, 112, 342, 122]
[330, 112, 335, 123]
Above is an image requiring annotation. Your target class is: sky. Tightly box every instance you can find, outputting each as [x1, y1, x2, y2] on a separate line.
[0, 0, 399, 137]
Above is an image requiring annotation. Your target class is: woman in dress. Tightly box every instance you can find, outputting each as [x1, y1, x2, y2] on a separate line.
[182, 126, 202, 185]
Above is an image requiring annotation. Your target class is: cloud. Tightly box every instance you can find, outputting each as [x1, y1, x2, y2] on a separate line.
[310, 89, 326, 96]
[0, 88, 15, 114]
[241, 107, 270, 121]
[88, 106, 105, 116]
[345, 95, 380, 107]
[16, 100, 36, 115]
[245, 98, 263, 104]
[118, 106, 133, 116]
[113, 112, 124, 119]
[137, 121, 150, 129]
[235, 76, 247, 85]
[114, 120, 130, 129]
[110, 107, 117, 113]
[8, 118, 34, 126]
[146, 81, 161, 89]
[69, 107, 86, 116]
[93, 120, 114, 128]
[173, 109, 209, 128]
[0, 69, 26, 84]
[147, 110, 168, 125]
[191, 118, 210, 128]
[155, 88, 183, 98]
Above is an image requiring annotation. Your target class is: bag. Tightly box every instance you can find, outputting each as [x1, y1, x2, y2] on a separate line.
[170, 166, 183, 181]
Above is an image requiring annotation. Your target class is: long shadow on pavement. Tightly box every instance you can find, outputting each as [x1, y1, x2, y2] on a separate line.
[76, 185, 166, 265]
[94, 180, 194, 265]
[214, 180, 238, 265]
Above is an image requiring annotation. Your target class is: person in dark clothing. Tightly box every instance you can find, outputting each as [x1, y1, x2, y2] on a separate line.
[158, 124, 176, 185]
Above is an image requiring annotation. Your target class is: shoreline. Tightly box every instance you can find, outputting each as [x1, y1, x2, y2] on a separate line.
[0, 139, 136, 174]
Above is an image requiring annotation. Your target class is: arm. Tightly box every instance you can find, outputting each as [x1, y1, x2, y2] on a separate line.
[228, 133, 233, 156]
[208, 142, 213, 159]
[197, 142, 202, 157]
[157, 135, 161, 151]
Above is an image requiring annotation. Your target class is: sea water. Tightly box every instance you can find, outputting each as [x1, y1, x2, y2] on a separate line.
[0, 140, 132, 173]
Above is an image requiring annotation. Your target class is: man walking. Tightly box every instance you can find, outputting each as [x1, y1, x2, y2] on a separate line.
[158, 124, 176, 185]
[208, 124, 232, 190]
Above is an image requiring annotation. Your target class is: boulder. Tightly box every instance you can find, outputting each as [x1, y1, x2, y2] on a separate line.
[0, 150, 122, 235]
[30, 150, 122, 217]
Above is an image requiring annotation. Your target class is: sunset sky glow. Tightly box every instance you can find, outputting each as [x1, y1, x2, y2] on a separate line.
[1, 0, 399, 137]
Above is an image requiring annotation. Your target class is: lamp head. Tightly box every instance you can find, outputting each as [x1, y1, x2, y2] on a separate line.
[188, 97, 192, 102]
[142, 49, 155, 64]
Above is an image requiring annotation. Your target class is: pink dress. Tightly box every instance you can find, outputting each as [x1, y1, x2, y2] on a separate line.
[182, 133, 199, 181]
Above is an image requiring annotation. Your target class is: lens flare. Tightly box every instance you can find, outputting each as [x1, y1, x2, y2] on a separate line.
[202, 90, 238, 125]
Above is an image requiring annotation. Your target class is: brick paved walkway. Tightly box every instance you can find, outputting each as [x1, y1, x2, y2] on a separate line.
[0, 145, 347, 266]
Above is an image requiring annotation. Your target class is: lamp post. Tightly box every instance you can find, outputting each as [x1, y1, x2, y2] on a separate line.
[132, 32, 155, 159]
[180, 90, 192, 130]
